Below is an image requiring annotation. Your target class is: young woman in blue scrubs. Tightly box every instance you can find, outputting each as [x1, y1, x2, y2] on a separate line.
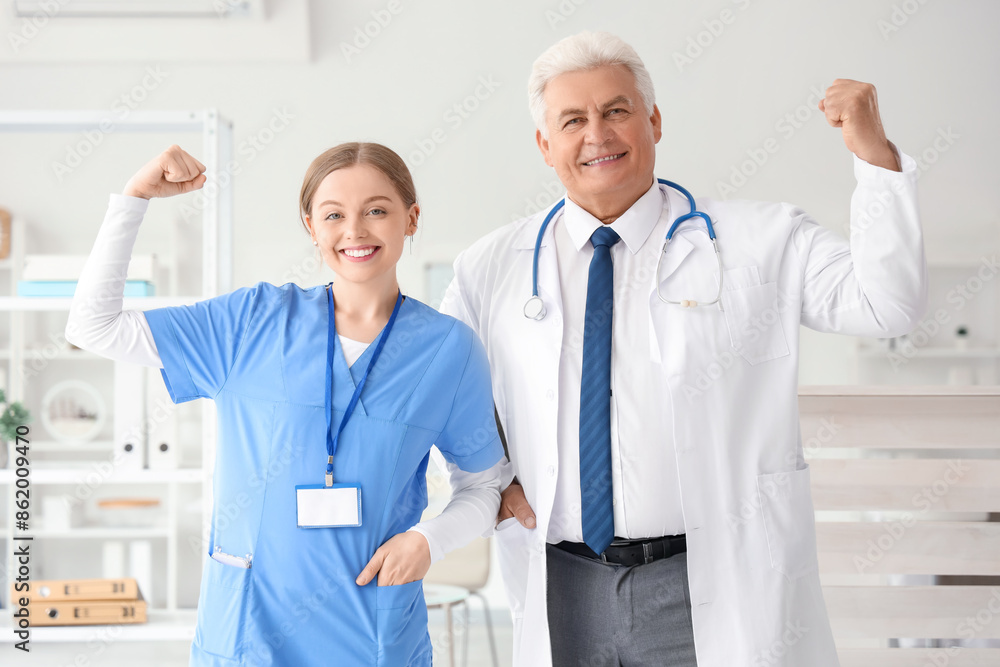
[66, 143, 505, 665]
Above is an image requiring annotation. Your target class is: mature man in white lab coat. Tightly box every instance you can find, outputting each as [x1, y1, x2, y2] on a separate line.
[440, 31, 925, 667]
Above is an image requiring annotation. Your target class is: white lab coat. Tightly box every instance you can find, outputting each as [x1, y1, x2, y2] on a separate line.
[440, 153, 926, 667]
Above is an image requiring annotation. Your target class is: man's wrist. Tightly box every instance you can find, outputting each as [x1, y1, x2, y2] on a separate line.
[859, 141, 900, 172]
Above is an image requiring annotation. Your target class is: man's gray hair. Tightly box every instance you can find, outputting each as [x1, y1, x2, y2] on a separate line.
[529, 31, 656, 138]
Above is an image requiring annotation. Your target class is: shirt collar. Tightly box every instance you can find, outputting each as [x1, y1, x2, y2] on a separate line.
[562, 178, 663, 254]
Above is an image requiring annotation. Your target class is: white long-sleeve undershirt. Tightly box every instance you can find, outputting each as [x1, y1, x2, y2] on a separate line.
[65, 194, 503, 563]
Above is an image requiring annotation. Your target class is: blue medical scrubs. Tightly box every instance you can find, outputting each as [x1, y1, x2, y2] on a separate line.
[144, 282, 504, 666]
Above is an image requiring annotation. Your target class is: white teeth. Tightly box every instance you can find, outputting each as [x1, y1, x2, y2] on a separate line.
[344, 247, 376, 258]
[585, 153, 625, 166]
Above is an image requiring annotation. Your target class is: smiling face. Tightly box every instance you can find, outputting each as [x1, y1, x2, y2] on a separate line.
[304, 163, 418, 285]
[536, 65, 662, 219]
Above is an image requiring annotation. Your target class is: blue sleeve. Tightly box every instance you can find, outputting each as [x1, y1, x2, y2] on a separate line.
[144, 285, 262, 403]
[435, 326, 505, 473]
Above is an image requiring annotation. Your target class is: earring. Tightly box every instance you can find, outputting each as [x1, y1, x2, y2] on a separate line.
[312, 239, 318, 246]
[408, 235, 413, 255]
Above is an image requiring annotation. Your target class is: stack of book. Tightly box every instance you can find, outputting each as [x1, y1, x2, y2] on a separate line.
[17, 254, 157, 297]
[15, 577, 148, 626]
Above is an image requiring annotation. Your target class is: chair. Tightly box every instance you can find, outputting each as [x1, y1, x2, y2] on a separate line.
[424, 582, 471, 667]
[424, 536, 499, 667]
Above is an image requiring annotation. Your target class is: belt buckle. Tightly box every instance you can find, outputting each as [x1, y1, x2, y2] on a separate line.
[600, 551, 608, 564]
[642, 542, 653, 565]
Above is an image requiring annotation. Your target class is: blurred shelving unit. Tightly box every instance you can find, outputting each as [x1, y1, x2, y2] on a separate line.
[0, 110, 232, 639]
[852, 259, 1000, 386]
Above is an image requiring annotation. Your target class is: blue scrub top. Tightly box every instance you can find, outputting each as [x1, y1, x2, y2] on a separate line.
[145, 282, 504, 667]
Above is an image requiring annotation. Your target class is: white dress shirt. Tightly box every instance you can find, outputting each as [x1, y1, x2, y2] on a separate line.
[547, 178, 686, 544]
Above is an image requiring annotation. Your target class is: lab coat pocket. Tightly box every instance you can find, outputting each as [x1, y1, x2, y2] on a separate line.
[375, 579, 428, 666]
[721, 282, 790, 365]
[757, 466, 819, 580]
[495, 516, 519, 532]
[194, 554, 251, 660]
[495, 522, 532, 619]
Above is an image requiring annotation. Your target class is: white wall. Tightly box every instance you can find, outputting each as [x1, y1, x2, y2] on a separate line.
[1, 0, 998, 612]
[2, 0, 996, 383]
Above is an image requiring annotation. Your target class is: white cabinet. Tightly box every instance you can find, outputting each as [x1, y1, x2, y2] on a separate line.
[0, 110, 232, 637]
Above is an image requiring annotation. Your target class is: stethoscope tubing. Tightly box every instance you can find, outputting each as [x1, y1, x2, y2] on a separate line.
[525, 178, 723, 319]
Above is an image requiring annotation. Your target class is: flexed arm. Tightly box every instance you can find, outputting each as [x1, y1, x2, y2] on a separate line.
[798, 81, 926, 337]
[66, 146, 207, 366]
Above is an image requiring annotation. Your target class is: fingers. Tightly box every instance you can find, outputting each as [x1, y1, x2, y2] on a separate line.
[356, 548, 385, 586]
[178, 173, 208, 193]
[178, 148, 207, 179]
[500, 483, 536, 529]
[161, 145, 206, 184]
[817, 98, 841, 127]
[513, 498, 536, 529]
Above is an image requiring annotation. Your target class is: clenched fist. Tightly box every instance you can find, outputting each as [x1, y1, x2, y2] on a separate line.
[123, 145, 207, 199]
[819, 79, 900, 172]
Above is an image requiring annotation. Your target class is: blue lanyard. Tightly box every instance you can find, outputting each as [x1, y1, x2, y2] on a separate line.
[324, 284, 403, 486]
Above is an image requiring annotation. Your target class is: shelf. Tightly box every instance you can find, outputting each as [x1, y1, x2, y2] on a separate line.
[24, 527, 171, 539]
[927, 257, 1000, 269]
[857, 346, 1000, 359]
[0, 468, 203, 485]
[0, 110, 210, 134]
[0, 349, 104, 360]
[0, 609, 197, 643]
[0, 296, 201, 311]
[14, 439, 115, 453]
[799, 385, 1000, 397]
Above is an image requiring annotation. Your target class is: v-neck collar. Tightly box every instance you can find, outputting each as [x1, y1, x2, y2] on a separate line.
[329, 294, 410, 417]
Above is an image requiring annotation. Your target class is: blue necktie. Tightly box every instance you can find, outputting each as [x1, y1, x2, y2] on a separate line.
[579, 225, 620, 555]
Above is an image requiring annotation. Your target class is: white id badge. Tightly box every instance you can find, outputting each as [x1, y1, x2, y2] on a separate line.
[295, 484, 362, 528]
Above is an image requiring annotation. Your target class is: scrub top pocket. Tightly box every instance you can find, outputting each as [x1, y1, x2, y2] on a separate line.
[193, 553, 252, 661]
[721, 281, 790, 365]
[375, 579, 431, 666]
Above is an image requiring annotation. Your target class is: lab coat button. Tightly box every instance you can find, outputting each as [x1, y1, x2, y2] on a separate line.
[545, 390, 555, 401]
[547, 465, 555, 477]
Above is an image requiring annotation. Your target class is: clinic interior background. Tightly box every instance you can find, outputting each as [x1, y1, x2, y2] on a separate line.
[0, 0, 997, 616]
[2, 0, 998, 385]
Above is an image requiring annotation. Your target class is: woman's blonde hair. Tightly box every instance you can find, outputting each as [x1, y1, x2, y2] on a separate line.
[299, 142, 417, 232]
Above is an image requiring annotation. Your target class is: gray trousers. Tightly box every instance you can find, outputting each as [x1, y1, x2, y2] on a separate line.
[546, 544, 698, 667]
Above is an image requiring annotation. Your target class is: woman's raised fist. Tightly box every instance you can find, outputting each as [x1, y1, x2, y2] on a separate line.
[123, 145, 207, 199]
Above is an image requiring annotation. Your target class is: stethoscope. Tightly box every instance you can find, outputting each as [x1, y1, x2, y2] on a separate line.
[523, 178, 724, 320]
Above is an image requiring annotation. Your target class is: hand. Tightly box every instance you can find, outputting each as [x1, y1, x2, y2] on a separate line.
[123, 145, 207, 199]
[497, 480, 536, 529]
[818, 79, 900, 171]
[356, 531, 431, 587]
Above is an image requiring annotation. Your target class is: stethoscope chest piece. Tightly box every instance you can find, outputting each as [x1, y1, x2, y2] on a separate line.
[523, 295, 546, 320]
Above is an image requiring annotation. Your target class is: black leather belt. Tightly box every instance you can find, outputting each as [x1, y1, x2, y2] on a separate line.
[552, 535, 687, 567]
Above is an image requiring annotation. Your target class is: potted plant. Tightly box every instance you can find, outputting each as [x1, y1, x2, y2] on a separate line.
[0, 388, 31, 468]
